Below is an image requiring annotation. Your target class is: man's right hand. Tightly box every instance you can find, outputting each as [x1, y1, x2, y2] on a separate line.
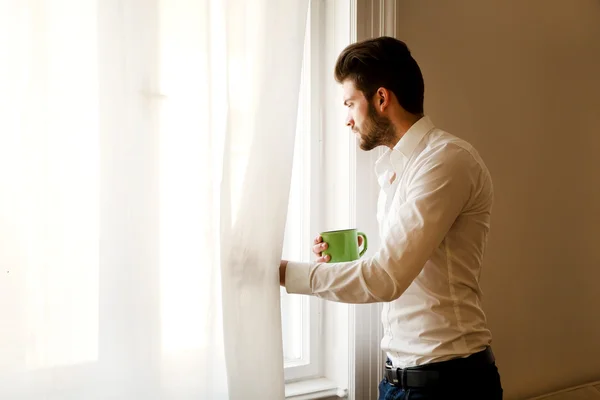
[312, 235, 330, 263]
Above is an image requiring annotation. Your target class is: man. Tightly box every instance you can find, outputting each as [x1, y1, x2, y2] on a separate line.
[279, 36, 502, 399]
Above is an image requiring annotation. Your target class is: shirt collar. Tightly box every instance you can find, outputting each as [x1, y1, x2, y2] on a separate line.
[393, 115, 435, 160]
[375, 116, 435, 187]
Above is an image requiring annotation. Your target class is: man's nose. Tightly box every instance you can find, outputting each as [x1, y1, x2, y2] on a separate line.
[346, 115, 354, 128]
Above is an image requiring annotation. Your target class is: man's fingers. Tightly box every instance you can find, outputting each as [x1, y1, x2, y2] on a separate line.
[316, 254, 331, 263]
[312, 241, 328, 255]
[313, 235, 329, 262]
[358, 235, 364, 247]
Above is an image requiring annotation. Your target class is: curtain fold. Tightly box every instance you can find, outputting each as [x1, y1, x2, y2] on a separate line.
[0, 0, 308, 398]
[220, 0, 309, 397]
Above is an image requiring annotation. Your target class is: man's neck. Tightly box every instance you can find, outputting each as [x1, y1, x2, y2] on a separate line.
[387, 113, 424, 149]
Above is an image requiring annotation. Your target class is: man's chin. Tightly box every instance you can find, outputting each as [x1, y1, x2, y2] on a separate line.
[359, 140, 377, 151]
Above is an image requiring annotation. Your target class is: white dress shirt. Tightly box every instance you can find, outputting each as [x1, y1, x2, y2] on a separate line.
[285, 116, 494, 368]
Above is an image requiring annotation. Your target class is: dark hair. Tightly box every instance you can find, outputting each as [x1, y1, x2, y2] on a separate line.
[334, 36, 424, 115]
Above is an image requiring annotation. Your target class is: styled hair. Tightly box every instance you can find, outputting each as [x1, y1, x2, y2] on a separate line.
[334, 36, 424, 115]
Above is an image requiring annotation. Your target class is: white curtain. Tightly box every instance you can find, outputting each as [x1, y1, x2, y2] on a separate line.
[0, 0, 308, 398]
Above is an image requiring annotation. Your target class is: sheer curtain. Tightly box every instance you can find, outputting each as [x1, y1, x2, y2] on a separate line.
[0, 0, 308, 399]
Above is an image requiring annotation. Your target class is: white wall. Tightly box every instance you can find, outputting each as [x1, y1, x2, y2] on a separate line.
[396, 1, 600, 399]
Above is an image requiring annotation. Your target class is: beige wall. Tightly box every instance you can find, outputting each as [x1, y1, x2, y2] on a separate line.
[396, 1, 600, 398]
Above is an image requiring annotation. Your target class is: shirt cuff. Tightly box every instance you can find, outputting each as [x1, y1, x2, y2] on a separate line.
[285, 261, 313, 295]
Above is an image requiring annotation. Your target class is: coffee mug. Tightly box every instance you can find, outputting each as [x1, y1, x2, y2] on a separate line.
[320, 228, 368, 263]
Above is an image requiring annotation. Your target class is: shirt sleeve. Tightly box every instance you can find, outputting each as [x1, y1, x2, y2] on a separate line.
[285, 260, 312, 295]
[285, 146, 480, 304]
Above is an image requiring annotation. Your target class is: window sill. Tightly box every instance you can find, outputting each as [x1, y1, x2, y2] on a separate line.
[285, 377, 347, 400]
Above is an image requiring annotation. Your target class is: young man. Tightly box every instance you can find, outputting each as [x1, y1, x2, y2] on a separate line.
[279, 36, 502, 399]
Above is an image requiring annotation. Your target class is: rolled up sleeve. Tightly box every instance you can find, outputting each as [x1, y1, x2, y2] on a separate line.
[285, 261, 312, 295]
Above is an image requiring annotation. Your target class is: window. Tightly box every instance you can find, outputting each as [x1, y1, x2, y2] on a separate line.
[280, 1, 391, 396]
[0, 0, 389, 398]
[281, 0, 323, 382]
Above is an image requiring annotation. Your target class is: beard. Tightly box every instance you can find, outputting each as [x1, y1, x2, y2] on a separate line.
[355, 103, 396, 151]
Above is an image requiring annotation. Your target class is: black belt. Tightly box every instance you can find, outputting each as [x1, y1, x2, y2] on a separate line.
[383, 347, 496, 389]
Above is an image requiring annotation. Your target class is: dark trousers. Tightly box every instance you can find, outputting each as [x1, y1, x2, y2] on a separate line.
[378, 350, 503, 400]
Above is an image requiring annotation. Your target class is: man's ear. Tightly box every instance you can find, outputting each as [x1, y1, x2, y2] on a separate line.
[376, 87, 391, 112]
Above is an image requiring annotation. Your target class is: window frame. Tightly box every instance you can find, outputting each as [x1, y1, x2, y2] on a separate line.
[281, 0, 326, 383]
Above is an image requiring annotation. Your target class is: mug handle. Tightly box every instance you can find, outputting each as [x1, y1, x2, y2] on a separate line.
[357, 232, 368, 257]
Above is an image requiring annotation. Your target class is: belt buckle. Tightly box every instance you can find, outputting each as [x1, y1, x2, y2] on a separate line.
[395, 368, 407, 389]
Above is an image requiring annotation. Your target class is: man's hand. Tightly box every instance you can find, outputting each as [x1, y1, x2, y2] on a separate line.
[312, 235, 330, 262]
[279, 260, 288, 286]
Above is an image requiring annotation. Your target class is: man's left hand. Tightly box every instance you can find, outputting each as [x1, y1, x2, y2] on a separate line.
[279, 260, 288, 286]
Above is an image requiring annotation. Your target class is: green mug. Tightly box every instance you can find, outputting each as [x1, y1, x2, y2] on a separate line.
[320, 228, 368, 263]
